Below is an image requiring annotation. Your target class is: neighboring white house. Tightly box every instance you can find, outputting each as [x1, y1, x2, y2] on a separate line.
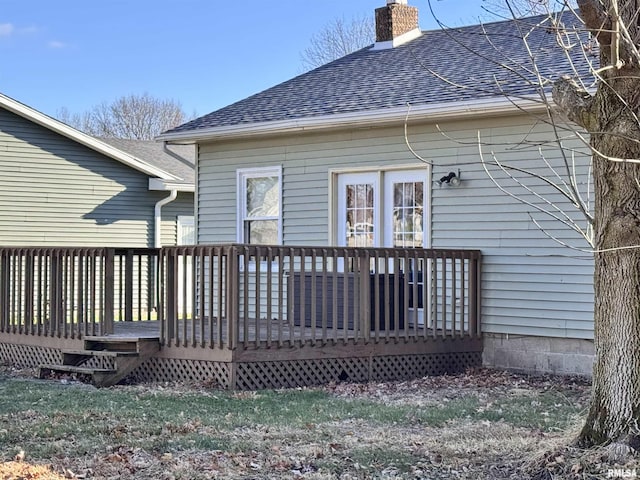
[159, 2, 596, 375]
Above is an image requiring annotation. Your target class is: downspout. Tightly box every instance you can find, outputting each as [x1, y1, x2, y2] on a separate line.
[154, 189, 178, 248]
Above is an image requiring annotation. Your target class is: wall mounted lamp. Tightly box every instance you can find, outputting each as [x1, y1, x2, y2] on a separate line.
[437, 169, 461, 187]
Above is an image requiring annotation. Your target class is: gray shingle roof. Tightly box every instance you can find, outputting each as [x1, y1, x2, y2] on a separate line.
[167, 11, 593, 135]
[99, 138, 195, 184]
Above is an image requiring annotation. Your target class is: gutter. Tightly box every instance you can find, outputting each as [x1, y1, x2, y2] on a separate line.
[154, 190, 178, 248]
[157, 97, 546, 143]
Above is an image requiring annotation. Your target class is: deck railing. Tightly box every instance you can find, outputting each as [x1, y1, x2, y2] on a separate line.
[0, 245, 481, 348]
[0, 247, 159, 338]
[159, 245, 482, 351]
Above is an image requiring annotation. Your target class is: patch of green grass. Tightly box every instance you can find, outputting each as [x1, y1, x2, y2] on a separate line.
[349, 446, 419, 474]
[477, 389, 584, 430]
[0, 377, 584, 464]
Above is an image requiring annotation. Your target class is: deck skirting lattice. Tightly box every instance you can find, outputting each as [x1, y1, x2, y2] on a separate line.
[234, 351, 482, 390]
[371, 351, 482, 381]
[0, 342, 481, 390]
[0, 343, 61, 368]
[131, 357, 231, 389]
[235, 357, 370, 390]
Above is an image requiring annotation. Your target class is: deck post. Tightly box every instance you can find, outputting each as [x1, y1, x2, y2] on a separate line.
[0, 250, 9, 332]
[475, 254, 482, 337]
[359, 249, 370, 342]
[49, 250, 64, 336]
[24, 252, 34, 331]
[469, 254, 481, 338]
[226, 246, 239, 350]
[124, 249, 134, 322]
[166, 248, 177, 344]
[104, 248, 115, 335]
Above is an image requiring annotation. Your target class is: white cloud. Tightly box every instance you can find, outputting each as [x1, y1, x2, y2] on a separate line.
[48, 40, 67, 49]
[0, 23, 15, 37]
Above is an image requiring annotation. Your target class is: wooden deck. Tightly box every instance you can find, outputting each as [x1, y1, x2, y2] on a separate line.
[0, 245, 483, 389]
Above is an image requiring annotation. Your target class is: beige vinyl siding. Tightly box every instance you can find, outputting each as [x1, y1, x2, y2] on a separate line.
[0, 108, 162, 247]
[160, 192, 195, 246]
[197, 113, 594, 340]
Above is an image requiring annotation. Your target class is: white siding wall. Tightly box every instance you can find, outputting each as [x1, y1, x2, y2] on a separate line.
[197, 113, 594, 340]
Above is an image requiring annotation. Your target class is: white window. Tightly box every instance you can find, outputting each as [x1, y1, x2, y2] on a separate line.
[177, 216, 195, 245]
[237, 166, 282, 244]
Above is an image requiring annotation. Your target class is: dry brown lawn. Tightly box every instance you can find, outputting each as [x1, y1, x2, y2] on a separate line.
[1, 366, 632, 479]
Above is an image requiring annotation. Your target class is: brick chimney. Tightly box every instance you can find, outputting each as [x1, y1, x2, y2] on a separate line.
[373, 0, 421, 49]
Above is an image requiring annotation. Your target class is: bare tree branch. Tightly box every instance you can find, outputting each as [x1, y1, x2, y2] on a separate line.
[300, 15, 374, 71]
[56, 93, 191, 140]
[552, 75, 597, 130]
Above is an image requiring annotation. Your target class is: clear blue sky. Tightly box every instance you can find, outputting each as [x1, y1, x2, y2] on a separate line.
[0, 1, 492, 119]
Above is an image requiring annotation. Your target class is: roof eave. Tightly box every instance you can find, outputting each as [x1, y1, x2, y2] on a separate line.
[148, 178, 195, 192]
[0, 93, 180, 181]
[157, 97, 547, 144]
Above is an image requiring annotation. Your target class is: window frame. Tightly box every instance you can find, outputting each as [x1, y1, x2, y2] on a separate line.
[236, 166, 283, 245]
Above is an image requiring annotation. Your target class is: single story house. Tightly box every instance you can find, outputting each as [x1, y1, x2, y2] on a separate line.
[0, 1, 594, 389]
[158, 0, 596, 376]
[0, 93, 195, 249]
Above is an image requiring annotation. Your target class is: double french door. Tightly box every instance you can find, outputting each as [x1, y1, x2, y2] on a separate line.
[336, 169, 429, 322]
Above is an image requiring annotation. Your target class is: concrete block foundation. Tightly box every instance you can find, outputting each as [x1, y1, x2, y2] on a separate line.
[483, 333, 594, 376]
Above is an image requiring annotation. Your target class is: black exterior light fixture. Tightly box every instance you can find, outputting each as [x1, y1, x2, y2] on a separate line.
[437, 169, 461, 187]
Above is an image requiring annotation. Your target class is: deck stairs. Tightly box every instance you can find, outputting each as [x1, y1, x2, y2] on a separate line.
[38, 336, 160, 387]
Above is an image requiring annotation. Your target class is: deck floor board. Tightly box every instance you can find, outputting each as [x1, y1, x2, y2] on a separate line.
[109, 319, 447, 343]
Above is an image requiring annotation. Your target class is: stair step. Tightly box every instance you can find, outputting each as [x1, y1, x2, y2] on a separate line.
[83, 335, 159, 342]
[61, 349, 140, 367]
[62, 349, 140, 358]
[38, 364, 117, 377]
[83, 336, 159, 354]
[37, 336, 160, 388]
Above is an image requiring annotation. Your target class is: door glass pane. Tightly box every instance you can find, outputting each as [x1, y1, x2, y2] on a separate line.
[392, 181, 423, 247]
[345, 183, 375, 247]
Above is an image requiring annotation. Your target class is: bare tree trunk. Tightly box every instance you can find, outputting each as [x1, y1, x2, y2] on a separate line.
[555, 0, 640, 447]
[580, 80, 640, 446]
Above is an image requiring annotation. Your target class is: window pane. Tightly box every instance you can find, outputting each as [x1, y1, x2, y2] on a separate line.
[246, 176, 279, 217]
[392, 181, 423, 247]
[345, 183, 374, 247]
[244, 220, 278, 245]
[179, 224, 195, 245]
